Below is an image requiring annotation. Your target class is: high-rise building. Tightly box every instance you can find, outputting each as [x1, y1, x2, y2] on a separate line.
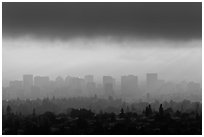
[34, 76, 50, 89]
[103, 76, 115, 97]
[9, 80, 23, 89]
[9, 80, 24, 99]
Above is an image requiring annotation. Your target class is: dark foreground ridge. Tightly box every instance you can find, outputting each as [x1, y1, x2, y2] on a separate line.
[3, 98, 202, 135]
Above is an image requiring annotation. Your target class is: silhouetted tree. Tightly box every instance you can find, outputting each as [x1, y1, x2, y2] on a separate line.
[145, 104, 152, 116]
[148, 105, 152, 114]
[159, 104, 164, 116]
[2, 98, 202, 135]
[120, 108, 124, 118]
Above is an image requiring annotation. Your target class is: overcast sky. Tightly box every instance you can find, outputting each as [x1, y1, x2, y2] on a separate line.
[3, 2, 201, 41]
[2, 2, 202, 86]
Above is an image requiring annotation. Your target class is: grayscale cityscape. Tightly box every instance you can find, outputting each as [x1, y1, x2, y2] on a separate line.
[3, 73, 202, 102]
[2, 2, 202, 135]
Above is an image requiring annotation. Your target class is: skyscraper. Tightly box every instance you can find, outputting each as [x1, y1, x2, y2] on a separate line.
[9, 80, 24, 99]
[34, 76, 50, 88]
[9, 80, 23, 89]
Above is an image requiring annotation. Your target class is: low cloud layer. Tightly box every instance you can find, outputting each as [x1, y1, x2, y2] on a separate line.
[3, 36, 201, 49]
[3, 37, 202, 86]
[3, 3, 201, 40]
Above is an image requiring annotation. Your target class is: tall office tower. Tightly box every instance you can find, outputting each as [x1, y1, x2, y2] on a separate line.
[34, 76, 50, 89]
[9, 80, 23, 89]
[103, 76, 115, 97]
[9, 80, 24, 99]
[121, 75, 139, 98]
[146, 73, 158, 93]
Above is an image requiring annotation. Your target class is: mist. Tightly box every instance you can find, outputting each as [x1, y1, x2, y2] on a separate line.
[2, 3, 202, 135]
[3, 36, 201, 86]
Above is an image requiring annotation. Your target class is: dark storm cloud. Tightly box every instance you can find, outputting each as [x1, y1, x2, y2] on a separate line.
[3, 2, 202, 40]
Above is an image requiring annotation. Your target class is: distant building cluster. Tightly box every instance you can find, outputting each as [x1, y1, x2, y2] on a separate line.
[3, 73, 201, 102]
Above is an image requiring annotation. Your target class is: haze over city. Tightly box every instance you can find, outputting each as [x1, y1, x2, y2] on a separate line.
[2, 2, 202, 135]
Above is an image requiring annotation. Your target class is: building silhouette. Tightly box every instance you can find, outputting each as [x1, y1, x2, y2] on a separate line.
[9, 80, 24, 99]
[9, 80, 23, 89]
[34, 76, 50, 89]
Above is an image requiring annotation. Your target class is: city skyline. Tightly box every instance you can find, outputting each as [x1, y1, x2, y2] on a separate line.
[3, 72, 202, 87]
[2, 2, 202, 135]
[3, 73, 201, 102]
